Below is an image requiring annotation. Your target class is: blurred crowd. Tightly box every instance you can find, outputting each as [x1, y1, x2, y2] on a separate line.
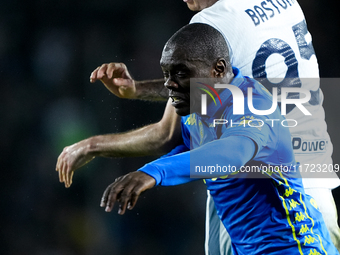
[1, 0, 339, 254]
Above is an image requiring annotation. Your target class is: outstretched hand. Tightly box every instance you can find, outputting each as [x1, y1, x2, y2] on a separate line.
[56, 139, 94, 188]
[90, 63, 136, 99]
[100, 171, 156, 215]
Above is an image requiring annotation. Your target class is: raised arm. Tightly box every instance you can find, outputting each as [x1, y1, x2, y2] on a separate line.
[56, 99, 182, 188]
[90, 62, 169, 101]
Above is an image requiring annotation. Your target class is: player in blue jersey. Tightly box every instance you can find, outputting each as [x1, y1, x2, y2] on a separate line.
[56, 0, 340, 253]
[100, 23, 339, 255]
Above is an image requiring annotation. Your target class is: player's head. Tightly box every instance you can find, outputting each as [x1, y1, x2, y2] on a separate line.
[160, 23, 233, 116]
[184, 0, 218, 11]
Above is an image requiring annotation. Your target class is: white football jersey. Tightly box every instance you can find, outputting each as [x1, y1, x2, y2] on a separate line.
[191, 0, 340, 188]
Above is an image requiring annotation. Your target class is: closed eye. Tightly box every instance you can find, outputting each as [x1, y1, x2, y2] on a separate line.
[176, 72, 187, 78]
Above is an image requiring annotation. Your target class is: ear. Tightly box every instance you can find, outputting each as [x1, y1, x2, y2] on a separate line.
[213, 58, 226, 78]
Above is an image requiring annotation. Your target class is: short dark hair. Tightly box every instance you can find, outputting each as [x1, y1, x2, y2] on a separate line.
[163, 23, 230, 66]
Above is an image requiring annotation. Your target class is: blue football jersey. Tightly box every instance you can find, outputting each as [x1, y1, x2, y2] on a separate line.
[139, 68, 338, 254]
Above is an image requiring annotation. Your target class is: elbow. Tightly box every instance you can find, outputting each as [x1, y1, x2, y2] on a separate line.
[153, 121, 183, 155]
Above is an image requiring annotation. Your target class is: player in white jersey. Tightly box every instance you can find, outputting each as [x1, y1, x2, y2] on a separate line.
[189, 0, 340, 253]
[56, 0, 340, 253]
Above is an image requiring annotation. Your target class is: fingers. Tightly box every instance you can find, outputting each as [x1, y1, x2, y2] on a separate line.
[69, 171, 74, 187]
[90, 66, 100, 83]
[100, 172, 155, 215]
[89, 63, 136, 98]
[101, 184, 142, 215]
[90, 65, 107, 83]
[58, 161, 64, 183]
[55, 147, 74, 188]
[56, 153, 65, 184]
[100, 182, 131, 214]
[56, 148, 69, 187]
[100, 184, 115, 211]
[127, 188, 141, 210]
[100, 182, 121, 212]
[90, 63, 127, 83]
[106, 63, 126, 79]
[117, 185, 136, 215]
[113, 77, 134, 87]
[65, 166, 73, 188]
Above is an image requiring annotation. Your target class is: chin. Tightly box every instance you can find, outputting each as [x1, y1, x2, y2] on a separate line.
[174, 107, 190, 116]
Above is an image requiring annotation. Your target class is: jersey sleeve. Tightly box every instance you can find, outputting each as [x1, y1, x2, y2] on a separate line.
[138, 149, 192, 186]
[138, 135, 256, 186]
[159, 144, 189, 158]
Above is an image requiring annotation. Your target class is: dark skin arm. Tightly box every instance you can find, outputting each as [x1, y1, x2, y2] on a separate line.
[100, 171, 156, 214]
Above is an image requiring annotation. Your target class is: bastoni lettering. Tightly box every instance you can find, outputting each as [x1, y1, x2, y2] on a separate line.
[245, 0, 296, 26]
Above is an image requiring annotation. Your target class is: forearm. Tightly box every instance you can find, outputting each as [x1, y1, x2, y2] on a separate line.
[87, 123, 179, 158]
[86, 100, 181, 158]
[134, 79, 169, 101]
[139, 136, 256, 186]
[90, 63, 169, 101]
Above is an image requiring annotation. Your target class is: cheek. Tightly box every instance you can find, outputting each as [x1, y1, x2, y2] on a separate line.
[180, 79, 191, 92]
[195, 68, 213, 79]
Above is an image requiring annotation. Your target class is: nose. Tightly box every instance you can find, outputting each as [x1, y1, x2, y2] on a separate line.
[164, 77, 179, 90]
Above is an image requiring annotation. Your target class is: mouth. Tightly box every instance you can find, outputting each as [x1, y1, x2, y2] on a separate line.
[169, 93, 188, 107]
[170, 96, 183, 103]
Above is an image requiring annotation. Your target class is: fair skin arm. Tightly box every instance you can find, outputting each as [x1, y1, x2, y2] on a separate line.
[56, 63, 182, 188]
